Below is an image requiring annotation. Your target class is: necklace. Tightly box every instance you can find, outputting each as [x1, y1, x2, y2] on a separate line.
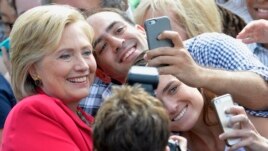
[76, 107, 92, 127]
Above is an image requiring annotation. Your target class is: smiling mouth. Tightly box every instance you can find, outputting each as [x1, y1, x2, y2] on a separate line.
[119, 45, 137, 63]
[67, 76, 88, 83]
[256, 8, 268, 13]
[172, 105, 188, 121]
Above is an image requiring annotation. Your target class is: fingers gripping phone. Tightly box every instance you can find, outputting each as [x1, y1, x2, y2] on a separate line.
[212, 94, 241, 146]
[144, 16, 174, 50]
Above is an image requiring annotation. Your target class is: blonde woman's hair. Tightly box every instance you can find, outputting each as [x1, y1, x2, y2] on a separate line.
[134, 0, 222, 38]
[10, 5, 94, 100]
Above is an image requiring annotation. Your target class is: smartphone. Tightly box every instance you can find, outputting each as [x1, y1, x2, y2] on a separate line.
[144, 16, 174, 50]
[0, 38, 10, 56]
[212, 94, 241, 146]
[127, 66, 159, 96]
[168, 139, 181, 151]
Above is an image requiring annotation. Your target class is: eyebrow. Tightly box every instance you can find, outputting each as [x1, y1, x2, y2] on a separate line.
[93, 21, 120, 49]
[162, 81, 173, 94]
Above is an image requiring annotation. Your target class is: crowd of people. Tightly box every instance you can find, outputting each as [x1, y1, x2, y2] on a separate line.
[1, 0, 268, 151]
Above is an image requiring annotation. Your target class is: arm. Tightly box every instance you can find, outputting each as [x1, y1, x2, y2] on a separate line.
[237, 19, 268, 44]
[197, 68, 268, 110]
[145, 31, 268, 110]
[219, 106, 268, 151]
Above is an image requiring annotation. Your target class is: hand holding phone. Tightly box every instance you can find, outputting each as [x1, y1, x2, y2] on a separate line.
[144, 16, 174, 50]
[212, 94, 241, 146]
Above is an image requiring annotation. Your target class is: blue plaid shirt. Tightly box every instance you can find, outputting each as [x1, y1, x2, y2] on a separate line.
[247, 43, 268, 67]
[79, 33, 268, 117]
[79, 77, 113, 116]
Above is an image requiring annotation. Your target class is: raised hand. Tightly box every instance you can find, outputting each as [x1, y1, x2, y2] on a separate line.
[219, 105, 268, 151]
[237, 19, 268, 44]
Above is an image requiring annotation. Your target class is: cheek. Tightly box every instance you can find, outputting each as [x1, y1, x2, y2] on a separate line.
[89, 56, 97, 72]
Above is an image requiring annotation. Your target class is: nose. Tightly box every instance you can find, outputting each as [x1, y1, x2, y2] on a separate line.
[163, 99, 178, 118]
[74, 55, 89, 72]
[107, 36, 125, 53]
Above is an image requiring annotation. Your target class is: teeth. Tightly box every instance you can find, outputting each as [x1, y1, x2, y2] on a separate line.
[173, 106, 187, 121]
[122, 47, 135, 62]
[68, 77, 87, 83]
[258, 8, 268, 13]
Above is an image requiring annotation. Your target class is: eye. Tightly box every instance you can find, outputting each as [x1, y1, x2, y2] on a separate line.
[82, 49, 92, 57]
[97, 43, 107, 55]
[115, 26, 125, 35]
[168, 85, 178, 95]
[59, 53, 71, 60]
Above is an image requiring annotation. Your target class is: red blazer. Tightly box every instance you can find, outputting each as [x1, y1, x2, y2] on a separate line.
[1, 93, 94, 151]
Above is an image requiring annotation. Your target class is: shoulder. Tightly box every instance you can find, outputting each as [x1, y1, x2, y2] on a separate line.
[12, 94, 63, 116]
[186, 32, 235, 43]
[185, 32, 249, 53]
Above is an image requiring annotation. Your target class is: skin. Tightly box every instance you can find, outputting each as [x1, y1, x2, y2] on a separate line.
[29, 22, 96, 112]
[239, 0, 268, 48]
[156, 74, 268, 151]
[0, 0, 16, 23]
[52, 0, 101, 11]
[15, 0, 43, 15]
[156, 75, 225, 151]
[155, 75, 204, 131]
[86, 11, 268, 109]
[246, 0, 268, 20]
[237, 19, 268, 48]
[220, 106, 268, 151]
[87, 11, 147, 83]
[144, 30, 268, 110]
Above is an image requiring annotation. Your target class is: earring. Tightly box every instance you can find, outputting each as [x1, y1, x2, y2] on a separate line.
[33, 75, 42, 86]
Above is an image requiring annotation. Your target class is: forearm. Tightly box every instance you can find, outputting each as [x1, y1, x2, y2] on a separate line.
[196, 68, 268, 110]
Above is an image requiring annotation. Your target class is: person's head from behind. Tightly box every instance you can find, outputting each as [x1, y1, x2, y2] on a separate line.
[10, 5, 96, 104]
[93, 85, 170, 151]
[246, 0, 268, 20]
[134, 0, 222, 40]
[155, 74, 209, 132]
[86, 8, 148, 83]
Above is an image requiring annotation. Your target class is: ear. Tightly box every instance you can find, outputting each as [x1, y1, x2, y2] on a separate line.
[28, 65, 38, 80]
[135, 24, 146, 35]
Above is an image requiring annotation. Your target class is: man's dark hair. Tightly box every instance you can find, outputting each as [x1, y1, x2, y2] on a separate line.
[93, 85, 170, 151]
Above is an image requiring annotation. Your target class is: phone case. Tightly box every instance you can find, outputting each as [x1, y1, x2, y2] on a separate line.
[0, 38, 10, 56]
[212, 94, 241, 146]
[144, 16, 173, 50]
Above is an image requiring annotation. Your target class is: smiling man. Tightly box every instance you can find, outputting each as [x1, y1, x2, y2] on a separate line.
[87, 10, 147, 83]
[79, 8, 268, 118]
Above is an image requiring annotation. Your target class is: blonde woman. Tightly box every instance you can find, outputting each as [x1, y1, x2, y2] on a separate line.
[134, 0, 246, 39]
[1, 5, 96, 151]
[134, 0, 222, 40]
